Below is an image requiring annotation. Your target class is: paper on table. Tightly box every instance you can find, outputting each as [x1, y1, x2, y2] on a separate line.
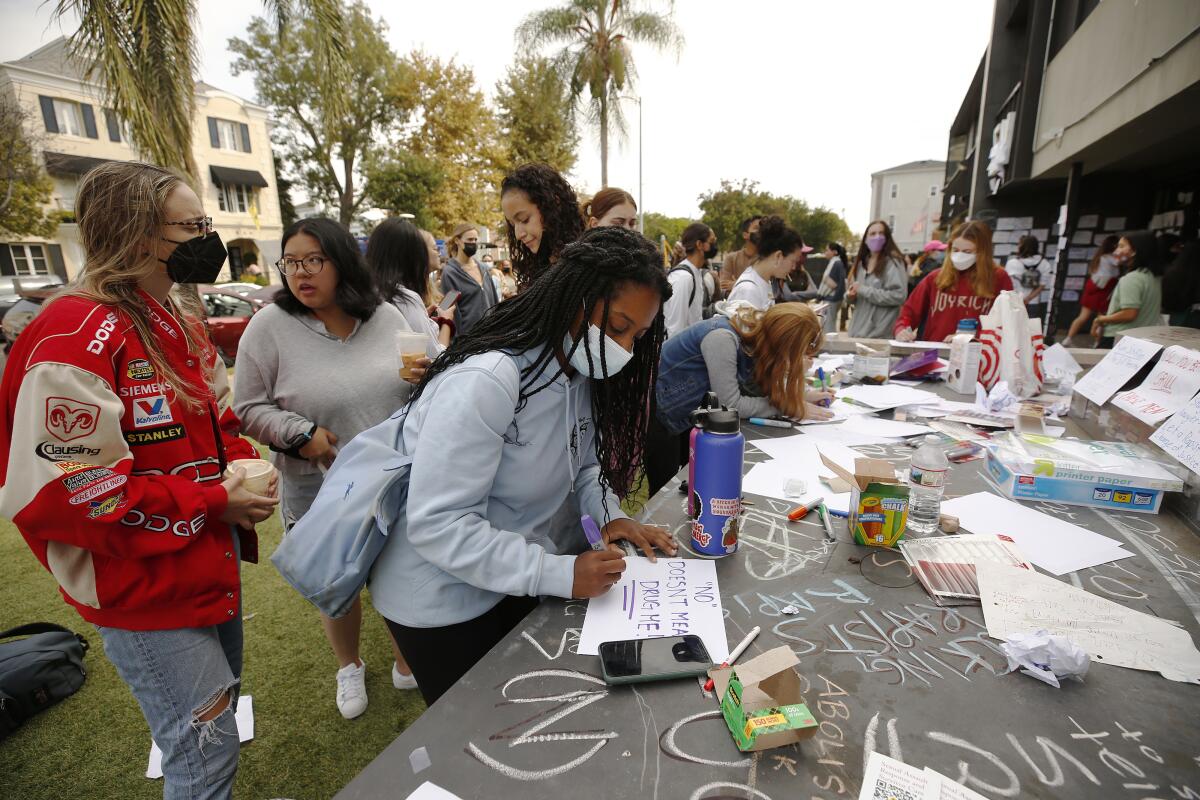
[147, 696, 254, 779]
[940, 492, 1131, 576]
[889, 339, 945, 349]
[1110, 345, 1200, 426]
[859, 752, 928, 799]
[836, 383, 940, 410]
[741, 452, 852, 513]
[406, 782, 466, 800]
[900, 399, 983, 418]
[977, 561, 1200, 684]
[1042, 343, 1083, 380]
[1150, 391, 1200, 477]
[795, 397, 877, 425]
[839, 414, 931, 438]
[797, 424, 905, 448]
[923, 769, 992, 800]
[1073, 336, 1163, 406]
[577, 556, 729, 662]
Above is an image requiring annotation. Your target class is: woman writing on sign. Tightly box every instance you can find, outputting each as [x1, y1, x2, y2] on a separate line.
[368, 226, 676, 705]
[235, 217, 420, 719]
[894, 220, 1014, 342]
[644, 303, 832, 496]
[0, 161, 276, 799]
[726, 215, 807, 311]
[845, 220, 909, 338]
[500, 162, 586, 288]
[1091, 230, 1165, 348]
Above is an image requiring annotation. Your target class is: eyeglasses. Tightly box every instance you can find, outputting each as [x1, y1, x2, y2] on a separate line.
[275, 255, 328, 276]
[165, 217, 214, 236]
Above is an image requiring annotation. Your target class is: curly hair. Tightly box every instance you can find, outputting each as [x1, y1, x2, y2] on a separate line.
[407, 226, 670, 499]
[501, 163, 585, 288]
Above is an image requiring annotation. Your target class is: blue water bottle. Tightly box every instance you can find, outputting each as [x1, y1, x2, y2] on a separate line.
[687, 401, 745, 557]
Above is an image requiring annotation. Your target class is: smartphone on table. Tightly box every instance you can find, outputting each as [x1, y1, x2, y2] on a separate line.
[437, 290, 461, 315]
[598, 634, 712, 685]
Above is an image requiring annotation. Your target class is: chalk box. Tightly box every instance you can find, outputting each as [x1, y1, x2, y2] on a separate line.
[947, 334, 981, 395]
[983, 434, 1184, 514]
[709, 646, 818, 752]
[820, 452, 911, 547]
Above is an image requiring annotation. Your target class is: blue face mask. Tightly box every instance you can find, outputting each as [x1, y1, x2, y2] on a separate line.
[563, 323, 634, 379]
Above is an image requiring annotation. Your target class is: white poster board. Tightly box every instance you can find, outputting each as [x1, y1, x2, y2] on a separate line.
[1110, 346, 1200, 425]
[1073, 336, 1163, 406]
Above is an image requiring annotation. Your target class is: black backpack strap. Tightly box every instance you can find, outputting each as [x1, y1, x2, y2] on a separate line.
[0, 623, 73, 641]
[668, 266, 697, 305]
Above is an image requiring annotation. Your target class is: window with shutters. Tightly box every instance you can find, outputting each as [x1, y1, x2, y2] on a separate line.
[9, 244, 50, 276]
[212, 117, 251, 152]
[217, 184, 251, 214]
[52, 99, 84, 136]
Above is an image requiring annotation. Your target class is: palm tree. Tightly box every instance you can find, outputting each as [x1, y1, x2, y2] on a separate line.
[51, 0, 344, 179]
[517, 0, 680, 187]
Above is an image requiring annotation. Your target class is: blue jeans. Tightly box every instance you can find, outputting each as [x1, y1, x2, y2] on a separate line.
[98, 533, 243, 800]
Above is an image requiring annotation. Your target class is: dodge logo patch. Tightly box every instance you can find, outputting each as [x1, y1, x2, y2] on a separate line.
[45, 397, 100, 442]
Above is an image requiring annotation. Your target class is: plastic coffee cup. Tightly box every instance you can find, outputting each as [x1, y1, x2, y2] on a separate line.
[224, 459, 276, 496]
[396, 331, 433, 380]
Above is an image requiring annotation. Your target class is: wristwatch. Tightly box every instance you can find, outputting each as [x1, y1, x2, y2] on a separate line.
[271, 422, 318, 460]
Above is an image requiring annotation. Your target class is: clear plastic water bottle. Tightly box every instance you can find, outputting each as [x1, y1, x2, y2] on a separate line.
[907, 435, 950, 535]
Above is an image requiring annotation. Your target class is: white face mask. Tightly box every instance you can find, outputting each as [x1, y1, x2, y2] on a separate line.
[563, 323, 633, 379]
[950, 252, 976, 271]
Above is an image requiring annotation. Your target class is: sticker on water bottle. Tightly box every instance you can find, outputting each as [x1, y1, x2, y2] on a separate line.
[911, 465, 947, 489]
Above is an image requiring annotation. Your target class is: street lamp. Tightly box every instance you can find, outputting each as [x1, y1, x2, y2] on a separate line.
[619, 95, 643, 233]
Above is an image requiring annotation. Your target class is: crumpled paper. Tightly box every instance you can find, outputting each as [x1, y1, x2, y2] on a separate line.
[976, 381, 1022, 414]
[1000, 629, 1089, 688]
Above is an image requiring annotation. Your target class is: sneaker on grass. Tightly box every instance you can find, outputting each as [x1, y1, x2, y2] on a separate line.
[392, 662, 419, 690]
[336, 659, 368, 719]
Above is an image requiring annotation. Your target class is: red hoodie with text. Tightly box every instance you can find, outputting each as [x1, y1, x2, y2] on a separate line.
[894, 266, 1014, 342]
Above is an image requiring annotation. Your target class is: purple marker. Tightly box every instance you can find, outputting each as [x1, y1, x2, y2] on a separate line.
[581, 514, 606, 552]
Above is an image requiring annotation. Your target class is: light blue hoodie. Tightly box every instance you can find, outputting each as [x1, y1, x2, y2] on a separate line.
[368, 345, 629, 627]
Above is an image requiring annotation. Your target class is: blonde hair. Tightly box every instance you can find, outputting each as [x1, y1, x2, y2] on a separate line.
[936, 220, 1000, 298]
[729, 303, 824, 419]
[446, 222, 478, 259]
[55, 162, 210, 411]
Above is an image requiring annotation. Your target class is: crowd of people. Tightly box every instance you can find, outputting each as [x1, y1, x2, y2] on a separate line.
[1, 155, 1196, 800]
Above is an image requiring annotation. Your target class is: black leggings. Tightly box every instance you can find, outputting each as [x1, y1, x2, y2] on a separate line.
[385, 594, 540, 706]
[644, 414, 689, 499]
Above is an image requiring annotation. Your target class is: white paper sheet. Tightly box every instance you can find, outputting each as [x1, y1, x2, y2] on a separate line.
[147, 696, 254, 779]
[741, 442, 852, 513]
[1150, 391, 1200, 477]
[1073, 336, 1163, 406]
[836, 384, 940, 410]
[796, 397, 877, 425]
[839, 415, 932, 439]
[1110, 345, 1200, 426]
[923, 768, 992, 800]
[939, 493, 1131, 576]
[577, 557, 729, 662]
[406, 782, 466, 800]
[889, 339, 945, 349]
[859, 752, 928, 799]
[978, 562, 1200, 684]
[797, 425, 905, 448]
[1104, 216, 1126, 231]
[899, 399, 983, 418]
[1042, 343, 1083, 380]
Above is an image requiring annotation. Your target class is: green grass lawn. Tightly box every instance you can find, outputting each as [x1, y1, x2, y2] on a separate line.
[1, 447, 427, 799]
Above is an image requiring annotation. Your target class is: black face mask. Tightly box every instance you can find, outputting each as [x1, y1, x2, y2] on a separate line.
[462, 243, 478, 258]
[161, 232, 227, 283]
[704, 243, 719, 260]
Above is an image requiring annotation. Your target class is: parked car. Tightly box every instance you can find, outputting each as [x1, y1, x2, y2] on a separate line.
[0, 276, 63, 345]
[214, 281, 265, 297]
[2, 284, 64, 351]
[199, 285, 265, 365]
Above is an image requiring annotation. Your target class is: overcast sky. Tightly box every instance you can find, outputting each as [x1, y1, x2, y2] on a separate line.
[0, 0, 994, 231]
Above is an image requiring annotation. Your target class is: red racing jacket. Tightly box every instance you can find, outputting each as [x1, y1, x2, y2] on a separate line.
[0, 290, 261, 630]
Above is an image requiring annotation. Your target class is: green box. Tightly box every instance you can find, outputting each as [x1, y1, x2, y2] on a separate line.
[710, 646, 819, 752]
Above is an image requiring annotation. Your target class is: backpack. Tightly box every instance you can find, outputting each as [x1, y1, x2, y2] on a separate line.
[668, 265, 698, 306]
[0, 623, 89, 739]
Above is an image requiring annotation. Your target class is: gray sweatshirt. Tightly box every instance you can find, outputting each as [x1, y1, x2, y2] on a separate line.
[701, 327, 781, 419]
[233, 303, 413, 485]
[368, 346, 628, 628]
[848, 257, 908, 338]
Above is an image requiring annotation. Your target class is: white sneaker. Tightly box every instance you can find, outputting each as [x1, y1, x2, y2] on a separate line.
[392, 662, 419, 690]
[335, 660, 368, 719]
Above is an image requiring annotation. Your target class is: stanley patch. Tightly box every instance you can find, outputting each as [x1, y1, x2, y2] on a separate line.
[125, 424, 186, 446]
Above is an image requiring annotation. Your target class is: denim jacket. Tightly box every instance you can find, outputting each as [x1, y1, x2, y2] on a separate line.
[655, 317, 755, 434]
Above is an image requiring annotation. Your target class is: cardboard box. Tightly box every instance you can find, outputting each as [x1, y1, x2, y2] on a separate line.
[947, 334, 980, 395]
[820, 452, 910, 547]
[709, 646, 818, 752]
[983, 433, 1184, 514]
[852, 344, 890, 385]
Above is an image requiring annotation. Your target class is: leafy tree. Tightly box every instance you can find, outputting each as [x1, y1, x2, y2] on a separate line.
[641, 212, 690, 247]
[363, 150, 444, 231]
[494, 56, 578, 176]
[698, 178, 853, 253]
[230, 1, 414, 225]
[402, 52, 502, 233]
[0, 96, 57, 238]
[517, 0, 681, 187]
[56, 0, 344, 178]
[272, 152, 298, 228]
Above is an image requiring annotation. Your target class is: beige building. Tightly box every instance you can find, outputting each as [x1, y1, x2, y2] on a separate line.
[868, 160, 945, 253]
[0, 38, 283, 284]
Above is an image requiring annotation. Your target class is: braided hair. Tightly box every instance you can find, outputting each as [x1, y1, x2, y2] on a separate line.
[408, 226, 670, 499]
[501, 163, 585, 288]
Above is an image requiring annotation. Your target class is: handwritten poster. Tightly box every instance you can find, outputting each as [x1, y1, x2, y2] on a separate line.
[1111, 346, 1200, 425]
[577, 557, 729, 662]
[1073, 336, 1163, 406]
[1078, 214, 1100, 228]
[1150, 391, 1200, 476]
[978, 562, 1200, 684]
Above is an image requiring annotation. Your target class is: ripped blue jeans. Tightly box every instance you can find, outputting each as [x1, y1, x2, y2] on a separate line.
[98, 572, 243, 799]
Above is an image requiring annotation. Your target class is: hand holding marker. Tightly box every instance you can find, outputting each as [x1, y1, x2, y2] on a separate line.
[581, 514, 606, 551]
[703, 626, 761, 692]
